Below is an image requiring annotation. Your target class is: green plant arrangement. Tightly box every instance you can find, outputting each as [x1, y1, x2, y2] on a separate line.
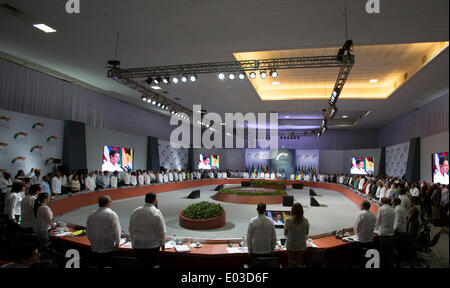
[219, 188, 286, 196]
[182, 201, 225, 220]
[251, 180, 287, 188]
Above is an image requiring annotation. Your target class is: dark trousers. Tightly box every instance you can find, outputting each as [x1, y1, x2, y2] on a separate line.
[133, 248, 160, 268]
[91, 251, 114, 268]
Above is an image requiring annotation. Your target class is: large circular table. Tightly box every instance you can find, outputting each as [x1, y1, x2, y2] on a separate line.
[49, 179, 379, 268]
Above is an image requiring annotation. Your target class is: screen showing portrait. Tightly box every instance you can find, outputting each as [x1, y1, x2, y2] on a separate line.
[266, 210, 291, 228]
[198, 154, 219, 170]
[432, 152, 449, 185]
[350, 157, 374, 175]
[102, 145, 134, 172]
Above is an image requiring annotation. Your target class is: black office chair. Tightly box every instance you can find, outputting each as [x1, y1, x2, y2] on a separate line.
[247, 256, 281, 268]
[379, 235, 397, 268]
[110, 255, 142, 268]
[394, 233, 414, 266]
[304, 248, 328, 268]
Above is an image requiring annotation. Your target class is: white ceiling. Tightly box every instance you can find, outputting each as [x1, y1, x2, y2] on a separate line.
[0, 0, 448, 130]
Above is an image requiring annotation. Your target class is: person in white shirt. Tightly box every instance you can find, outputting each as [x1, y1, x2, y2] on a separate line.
[7, 182, 25, 227]
[130, 172, 137, 186]
[304, 174, 311, 182]
[175, 170, 180, 181]
[378, 184, 387, 200]
[102, 149, 125, 172]
[398, 188, 411, 212]
[51, 172, 62, 195]
[30, 170, 42, 185]
[20, 184, 41, 233]
[149, 171, 156, 183]
[71, 175, 81, 192]
[375, 181, 383, 199]
[123, 171, 131, 186]
[365, 181, 372, 195]
[68, 171, 76, 184]
[250, 172, 256, 179]
[61, 174, 68, 190]
[351, 159, 367, 175]
[385, 183, 393, 199]
[222, 172, 228, 179]
[354, 200, 377, 247]
[102, 171, 111, 188]
[85, 172, 96, 192]
[247, 203, 276, 260]
[86, 195, 121, 268]
[358, 177, 366, 191]
[129, 192, 166, 268]
[243, 172, 249, 179]
[208, 171, 214, 179]
[33, 193, 55, 249]
[410, 183, 420, 198]
[157, 172, 163, 183]
[138, 171, 144, 186]
[433, 156, 449, 185]
[163, 172, 169, 183]
[181, 171, 186, 181]
[144, 171, 151, 185]
[375, 197, 396, 237]
[168, 171, 174, 182]
[110, 172, 119, 189]
[393, 198, 407, 234]
[217, 171, 222, 179]
[270, 172, 276, 180]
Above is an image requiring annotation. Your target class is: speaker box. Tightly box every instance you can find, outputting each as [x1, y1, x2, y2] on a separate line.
[187, 190, 200, 199]
[241, 181, 251, 187]
[292, 183, 303, 189]
[214, 184, 224, 191]
[310, 189, 318, 196]
[310, 196, 320, 207]
[283, 195, 294, 207]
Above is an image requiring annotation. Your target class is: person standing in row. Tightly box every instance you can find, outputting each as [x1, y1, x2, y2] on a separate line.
[20, 184, 41, 234]
[33, 193, 55, 249]
[284, 202, 309, 268]
[6, 182, 25, 233]
[129, 192, 166, 268]
[246, 202, 277, 260]
[86, 195, 121, 268]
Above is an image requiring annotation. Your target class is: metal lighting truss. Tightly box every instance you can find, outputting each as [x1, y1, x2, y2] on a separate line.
[107, 41, 354, 131]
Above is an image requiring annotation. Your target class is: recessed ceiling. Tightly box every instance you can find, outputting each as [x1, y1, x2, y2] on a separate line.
[234, 41, 449, 100]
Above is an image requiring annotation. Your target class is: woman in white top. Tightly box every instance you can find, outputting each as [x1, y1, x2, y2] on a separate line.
[71, 175, 81, 192]
[33, 193, 55, 249]
[284, 202, 310, 268]
[7, 182, 25, 224]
